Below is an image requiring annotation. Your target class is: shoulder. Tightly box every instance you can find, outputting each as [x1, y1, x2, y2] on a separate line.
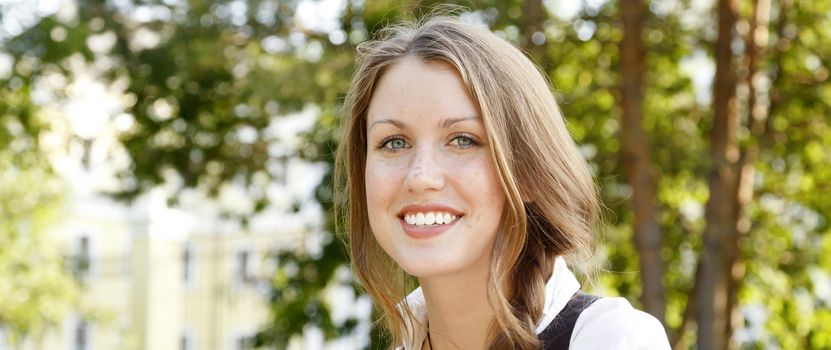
[570, 297, 671, 350]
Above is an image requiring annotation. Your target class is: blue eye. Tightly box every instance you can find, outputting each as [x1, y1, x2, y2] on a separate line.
[450, 135, 477, 148]
[378, 137, 408, 151]
[388, 138, 406, 149]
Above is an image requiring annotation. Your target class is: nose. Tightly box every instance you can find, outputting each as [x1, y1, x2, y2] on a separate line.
[404, 145, 446, 193]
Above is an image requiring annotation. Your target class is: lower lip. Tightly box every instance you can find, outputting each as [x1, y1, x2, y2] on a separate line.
[399, 217, 460, 239]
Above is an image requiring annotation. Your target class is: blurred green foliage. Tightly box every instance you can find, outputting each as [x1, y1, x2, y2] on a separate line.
[0, 68, 78, 344]
[1, 0, 829, 348]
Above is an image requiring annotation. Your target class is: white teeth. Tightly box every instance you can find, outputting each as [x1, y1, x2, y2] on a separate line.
[403, 211, 459, 227]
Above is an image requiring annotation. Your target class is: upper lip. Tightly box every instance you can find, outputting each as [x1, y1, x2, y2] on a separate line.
[397, 204, 464, 218]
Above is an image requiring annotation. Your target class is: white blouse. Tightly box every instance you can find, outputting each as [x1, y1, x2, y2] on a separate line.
[399, 257, 671, 349]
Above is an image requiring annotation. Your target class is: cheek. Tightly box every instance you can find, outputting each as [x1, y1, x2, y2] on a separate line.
[453, 155, 506, 226]
[365, 157, 405, 222]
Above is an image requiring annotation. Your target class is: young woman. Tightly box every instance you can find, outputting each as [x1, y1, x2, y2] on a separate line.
[335, 16, 670, 350]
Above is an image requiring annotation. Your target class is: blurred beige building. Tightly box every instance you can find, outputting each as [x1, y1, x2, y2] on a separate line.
[20, 190, 299, 350]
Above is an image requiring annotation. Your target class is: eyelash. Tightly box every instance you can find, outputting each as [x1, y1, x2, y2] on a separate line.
[375, 133, 480, 152]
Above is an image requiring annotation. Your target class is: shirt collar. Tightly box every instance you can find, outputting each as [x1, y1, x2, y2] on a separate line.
[398, 256, 581, 349]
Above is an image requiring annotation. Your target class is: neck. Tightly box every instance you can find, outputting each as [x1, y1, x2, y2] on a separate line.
[419, 257, 494, 350]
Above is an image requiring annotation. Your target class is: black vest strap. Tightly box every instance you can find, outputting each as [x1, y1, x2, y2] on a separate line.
[538, 291, 600, 350]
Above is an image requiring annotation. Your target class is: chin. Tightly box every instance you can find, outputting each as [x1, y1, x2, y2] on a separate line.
[400, 265, 442, 278]
[396, 255, 469, 279]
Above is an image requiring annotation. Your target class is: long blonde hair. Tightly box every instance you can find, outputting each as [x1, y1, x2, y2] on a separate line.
[334, 16, 599, 349]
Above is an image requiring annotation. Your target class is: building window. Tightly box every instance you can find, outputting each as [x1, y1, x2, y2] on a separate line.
[74, 236, 91, 282]
[237, 250, 251, 284]
[235, 335, 251, 350]
[182, 245, 194, 286]
[74, 320, 88, 350]
[0, 325, 7, 350]
[180, 331, 193, 350]
[122, 240, 132, 277]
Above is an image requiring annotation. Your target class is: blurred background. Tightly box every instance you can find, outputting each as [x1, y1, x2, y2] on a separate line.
[0, 0, 829, 349]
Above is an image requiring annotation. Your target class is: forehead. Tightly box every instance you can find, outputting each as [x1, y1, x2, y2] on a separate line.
[366, 57, 480, 126]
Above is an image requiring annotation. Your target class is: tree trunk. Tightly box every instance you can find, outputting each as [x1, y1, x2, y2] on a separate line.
[697, 0, 740, 349]
[725, 0, 773, 348]
[619, 0, 666, 324]
[672, 258, 702, 349]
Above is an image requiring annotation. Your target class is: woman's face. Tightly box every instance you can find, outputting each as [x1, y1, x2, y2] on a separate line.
[365, 57, 505, 278]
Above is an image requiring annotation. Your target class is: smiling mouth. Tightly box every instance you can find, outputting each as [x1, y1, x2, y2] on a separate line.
[401, 211, 459, 227]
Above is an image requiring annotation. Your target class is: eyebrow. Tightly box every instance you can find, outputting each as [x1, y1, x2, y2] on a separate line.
[368, 116, 480, 131]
